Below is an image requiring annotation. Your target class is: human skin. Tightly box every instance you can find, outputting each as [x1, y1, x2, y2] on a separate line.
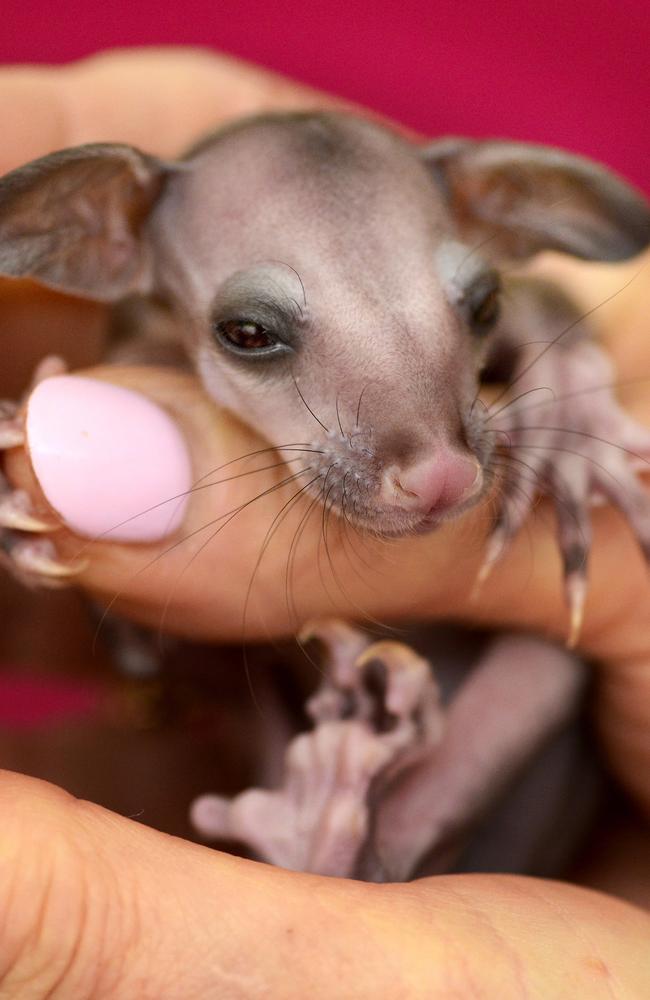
[1, 48, 650, 997]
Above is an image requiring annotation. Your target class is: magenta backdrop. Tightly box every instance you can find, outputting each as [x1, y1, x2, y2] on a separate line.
[1, 0, 648, 192]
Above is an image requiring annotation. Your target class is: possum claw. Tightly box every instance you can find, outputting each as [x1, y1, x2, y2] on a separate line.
[0, 473, 70, 588]
[0, 485, 53, 532]
[1, 535, 86, 583]
[0, 358, 79, 588]
[1, 469, 80, 588]
[566, 572, 587, 649]
[473, 528, 508, 597]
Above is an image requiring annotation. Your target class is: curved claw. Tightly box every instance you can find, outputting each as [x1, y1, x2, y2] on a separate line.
[0, 358, 77, 589]
[0, 486, 54, 532]
[356, 639, 441, 732]
[566, 573, 588, 650]
[0, 471, 77, 587]
[473, 528, 508, 597]
[2, 535, 87, 582]
[473, 472, 537, 597]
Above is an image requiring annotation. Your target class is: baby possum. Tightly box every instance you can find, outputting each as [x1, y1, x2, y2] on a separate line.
[0, 111, 649, 881]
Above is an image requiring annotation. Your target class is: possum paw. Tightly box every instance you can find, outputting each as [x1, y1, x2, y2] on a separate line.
[190, 619, 444, 878]
[485, 338, 650, 643]
[0, 357, 84, 587]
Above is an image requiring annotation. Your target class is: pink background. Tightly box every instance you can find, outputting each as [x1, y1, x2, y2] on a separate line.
[1, 0, 648, 192]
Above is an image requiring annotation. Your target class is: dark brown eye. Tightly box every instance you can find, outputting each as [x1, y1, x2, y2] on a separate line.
[470, 287, 500, 332]
[217, 320, 275, 350]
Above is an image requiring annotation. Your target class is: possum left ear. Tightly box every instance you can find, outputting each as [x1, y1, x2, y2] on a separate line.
[423, 137, 650, 262]
[0, 143, 179, 301]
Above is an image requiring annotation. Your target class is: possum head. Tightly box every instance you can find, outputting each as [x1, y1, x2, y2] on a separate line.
[1, 111, 648, 536]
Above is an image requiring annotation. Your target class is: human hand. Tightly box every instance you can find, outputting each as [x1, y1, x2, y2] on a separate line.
[1, 48, 650, 997]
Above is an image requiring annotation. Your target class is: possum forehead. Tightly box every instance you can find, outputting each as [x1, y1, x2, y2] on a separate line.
[153, 115, 453, 297]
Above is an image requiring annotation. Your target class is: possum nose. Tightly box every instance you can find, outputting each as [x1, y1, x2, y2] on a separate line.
[382, 453, 482, 515]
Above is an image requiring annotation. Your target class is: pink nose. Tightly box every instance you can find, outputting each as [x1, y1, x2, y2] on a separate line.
[381, 452, 482, 515]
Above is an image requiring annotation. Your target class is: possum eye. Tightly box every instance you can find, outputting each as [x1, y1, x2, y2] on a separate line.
[213, 318, 291, 358]
[471, 288, 500, 329]
[468, 278, 501, 334]
[217, 320, 274, 350]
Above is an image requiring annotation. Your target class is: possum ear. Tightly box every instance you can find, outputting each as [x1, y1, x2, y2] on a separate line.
[423, 138, 650, 262]
[0, 143, 177, 301]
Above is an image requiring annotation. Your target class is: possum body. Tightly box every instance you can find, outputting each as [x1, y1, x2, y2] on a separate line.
[0, 111, 649, 879]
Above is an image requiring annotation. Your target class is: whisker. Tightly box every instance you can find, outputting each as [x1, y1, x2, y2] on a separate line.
[242, 473, 324, 642]
[489, 462, 538, 509]
[492, 455, 585, 538]
[488, 267, 646, 410]
[92, 467, 311, 653]
[340, 475, 382, 576]
[491, 455, 542, 492]
[356, 383, 371, 428]
[489, 476, 540, 586]
[469, 386, 489, 420]
[157, 467, 314, 636]
[285, 488, 325, 631]
[317, 475, 398, 632]
[72, 443, 321, 559]
[507, 442, 625, 490]
[239, 473, 323, 715]
[323, 482, 377, 625]
[315, 470, 342, 612]
[508, 425, 650, 466]
[487, 374, 650, 422]
[486, 385, 556, 424]
[335, 393, 345, 438]
[291, 370, 329, 432]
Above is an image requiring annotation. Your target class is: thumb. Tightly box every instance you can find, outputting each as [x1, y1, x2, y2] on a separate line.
[1, 768, 649, 998]
[4, 364, 493, 642]
[4, 364, 327, 640]
[3, 363, 649, 648]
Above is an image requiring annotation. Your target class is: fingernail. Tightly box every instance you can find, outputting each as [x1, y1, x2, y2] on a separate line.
[25, 375, 193, 542]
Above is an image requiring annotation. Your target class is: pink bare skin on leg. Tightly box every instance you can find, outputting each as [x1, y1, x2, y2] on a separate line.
[25, 375, 192, 542]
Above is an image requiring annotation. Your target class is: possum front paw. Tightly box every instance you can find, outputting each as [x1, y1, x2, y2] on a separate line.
[486, 338, 650, 643]
[0, 357, 84, 587]
[190, 619, 445, 878]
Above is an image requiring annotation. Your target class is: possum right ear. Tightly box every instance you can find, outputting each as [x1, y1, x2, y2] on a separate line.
[0, 144, 178, 302]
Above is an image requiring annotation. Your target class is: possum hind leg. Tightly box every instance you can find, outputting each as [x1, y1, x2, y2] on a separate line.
[191, 621, 585, 883]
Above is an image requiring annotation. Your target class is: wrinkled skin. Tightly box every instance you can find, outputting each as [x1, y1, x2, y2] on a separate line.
[155, 117, 487, 539]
